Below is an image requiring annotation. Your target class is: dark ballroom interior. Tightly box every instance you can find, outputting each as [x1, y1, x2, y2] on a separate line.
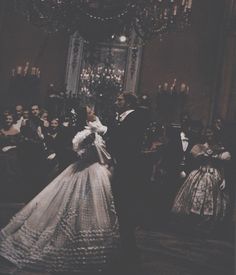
[0, 1, 235, 274]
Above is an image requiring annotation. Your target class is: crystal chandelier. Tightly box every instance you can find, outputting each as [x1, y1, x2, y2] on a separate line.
[133, 0, 192, 43]
[13, 0, 193, 44]
[79, 65, 124, 100]
[78, 47, 124, 121]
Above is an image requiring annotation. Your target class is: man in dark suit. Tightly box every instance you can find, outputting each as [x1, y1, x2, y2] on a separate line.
[108, 92, 149, 271]
[169, 113, 200, 179]
[160, 114, 199, 218]
[20, 104, 48, 200]
[175, 116, 197, 180]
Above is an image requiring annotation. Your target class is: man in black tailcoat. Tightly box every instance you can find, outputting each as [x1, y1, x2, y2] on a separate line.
[108, 92, 150, 271]
[160, 113, 200, 218]
[171, 113, 199, 182]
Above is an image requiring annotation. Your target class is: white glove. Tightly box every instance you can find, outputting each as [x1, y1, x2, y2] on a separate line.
[220, 179, 226, 190]
[47, 153, 56, 160]
[37, 126, 44, 140]
[87, 117, 107, 135]
[2, 146, 17, 152]
[180, 171, 186, 179]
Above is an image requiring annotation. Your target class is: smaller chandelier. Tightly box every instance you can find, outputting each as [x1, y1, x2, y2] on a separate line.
[134, 0, 193, 43]
[79, 64, 124, 99]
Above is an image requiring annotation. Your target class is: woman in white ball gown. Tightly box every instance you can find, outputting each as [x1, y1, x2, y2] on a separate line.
[0, 106, 119, 273]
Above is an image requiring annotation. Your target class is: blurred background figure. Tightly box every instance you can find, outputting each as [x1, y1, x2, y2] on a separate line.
[172, 127, 231, 235]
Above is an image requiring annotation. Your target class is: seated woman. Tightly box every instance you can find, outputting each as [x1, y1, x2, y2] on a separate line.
[0, 113, 24, 202]
[172, 127, 230, 233]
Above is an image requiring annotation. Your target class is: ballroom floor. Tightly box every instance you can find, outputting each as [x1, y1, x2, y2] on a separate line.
[0, 203, 234, 275]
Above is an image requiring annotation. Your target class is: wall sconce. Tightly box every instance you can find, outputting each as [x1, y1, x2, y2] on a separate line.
[9, 61, 41, 106]
[157, 78, 190, 95]
[11, 62, 41, 78]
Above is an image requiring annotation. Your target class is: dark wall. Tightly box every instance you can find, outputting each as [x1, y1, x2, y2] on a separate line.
[0, 3, 69, 109]
[215, 0, 236, 121]
[139, 0, 226, 124]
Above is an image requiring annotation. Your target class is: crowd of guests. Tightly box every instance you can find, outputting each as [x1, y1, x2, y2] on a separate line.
[0, 97, 235, 238]
[0, 103, 79, 202]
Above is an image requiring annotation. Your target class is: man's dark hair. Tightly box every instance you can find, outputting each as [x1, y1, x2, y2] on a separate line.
[76, 106, 87, 131]
[122, 92, 138, 109]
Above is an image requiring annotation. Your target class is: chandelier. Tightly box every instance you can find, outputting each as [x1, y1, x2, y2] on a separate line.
[80, 65, 124, 99]
[133, 0, 192, 43]
[13, 0, 193, 45]
[78, 47, 124, 121]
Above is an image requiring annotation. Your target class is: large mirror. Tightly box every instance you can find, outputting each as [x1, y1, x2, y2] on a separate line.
[65, 30, 142, 121]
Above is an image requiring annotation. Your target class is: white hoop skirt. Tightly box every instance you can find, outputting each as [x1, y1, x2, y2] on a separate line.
[0, 161, 119, 272]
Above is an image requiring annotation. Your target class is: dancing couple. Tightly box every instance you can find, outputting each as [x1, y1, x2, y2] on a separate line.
[0, 92, 149, 274]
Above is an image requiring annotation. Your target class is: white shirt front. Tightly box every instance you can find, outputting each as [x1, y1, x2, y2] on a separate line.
[180, 131, 189, 152]
[119, 109, 135, 122]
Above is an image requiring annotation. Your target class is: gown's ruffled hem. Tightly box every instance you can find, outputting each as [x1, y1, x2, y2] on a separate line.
[0, 161, 120, 272]
[0, 228, 119, 272]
